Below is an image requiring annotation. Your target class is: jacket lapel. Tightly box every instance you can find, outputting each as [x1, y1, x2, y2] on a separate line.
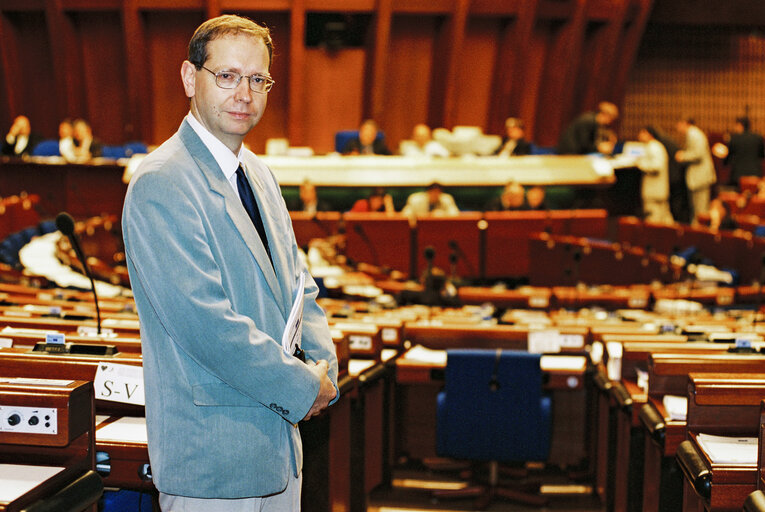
[178, 122, 283, 307]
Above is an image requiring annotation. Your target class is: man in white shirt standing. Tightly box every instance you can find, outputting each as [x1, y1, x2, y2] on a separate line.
[637, 126, 673, 224]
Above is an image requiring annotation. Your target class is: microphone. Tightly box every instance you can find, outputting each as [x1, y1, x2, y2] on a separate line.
[310, 213, 331, 237]
[353, 223, 380, 267]
[449, 251, 459, 281]
[447, 240, 475, 277]
[423, 246, 435, 277]
[56, 212, 101, 335]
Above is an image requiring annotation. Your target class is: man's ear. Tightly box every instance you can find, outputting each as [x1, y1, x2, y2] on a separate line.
[181, 60, 197, 99]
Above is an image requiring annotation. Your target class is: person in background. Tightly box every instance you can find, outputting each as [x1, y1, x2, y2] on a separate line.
[557, 101, 619, 155]
[399, 123, 450, 158]
[485, 181, 527, 211]
[636, 126, 673, 224]
[708, 197, 738, 232]
[525, 186, 547, 210]
[72, 118, 103, 161]
[494, 117, 532, 156]
[712, 116, 765, 186]
[58, 119, 77, 162]
[342, 119, 391, 155]
[2, 115, 41, 157]
[350, 186, 395, 213]
[676, 117, 716, 223]
[121, 15, 338, 510]
[294, 179, 331, 214]
[401, 182, 459, 218]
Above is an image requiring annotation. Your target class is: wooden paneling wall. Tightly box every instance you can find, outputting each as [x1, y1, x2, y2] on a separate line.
[622, 24, 765, 144]
[0, 0, 654, 154]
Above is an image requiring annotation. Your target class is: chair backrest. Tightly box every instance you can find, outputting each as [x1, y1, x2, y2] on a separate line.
[101, 145, 127, 159]
[124, 141, 148, 156]
[30, 139, 61, 157]
[437, 349, 551, 462]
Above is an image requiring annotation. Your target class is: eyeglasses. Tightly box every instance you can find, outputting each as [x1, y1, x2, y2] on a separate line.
[200, 66, 275, 94]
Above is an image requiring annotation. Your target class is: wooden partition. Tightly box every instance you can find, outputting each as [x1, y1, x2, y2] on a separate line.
[0, 0, 654, 155]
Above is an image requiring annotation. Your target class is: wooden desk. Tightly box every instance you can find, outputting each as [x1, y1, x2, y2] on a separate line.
[0, 348, 144, 417]
[676, 373, 765, 512]
[639, 354, 765, 512]
[301, 374, 356, 512]
[0, 379, 102, 512]
[599, 341, 756, 512]
[94, 416, 153, 494]
[0, 157, 127, 218]
[403, 322, 588, 353]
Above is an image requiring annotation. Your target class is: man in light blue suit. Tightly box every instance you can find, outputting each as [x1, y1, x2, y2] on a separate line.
[122, 15, 338, 511]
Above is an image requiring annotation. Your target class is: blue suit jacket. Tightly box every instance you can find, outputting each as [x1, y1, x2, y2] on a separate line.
[122, 120, 338, 498]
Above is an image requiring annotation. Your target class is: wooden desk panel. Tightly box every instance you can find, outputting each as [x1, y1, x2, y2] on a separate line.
[0, 158, 126, 218]
[678, 374, 765, 512]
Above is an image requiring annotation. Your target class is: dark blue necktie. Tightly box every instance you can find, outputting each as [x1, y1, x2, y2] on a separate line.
[236, 165, 273, 267]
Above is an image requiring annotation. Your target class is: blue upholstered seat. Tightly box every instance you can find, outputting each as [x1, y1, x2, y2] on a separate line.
[435, 348, 552, 507]
[30, 139, 61, 157]
[334, 130, 386, 154]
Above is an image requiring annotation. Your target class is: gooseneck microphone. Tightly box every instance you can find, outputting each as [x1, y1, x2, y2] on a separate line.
[353, 223, 380, 267]
[56, 212, 101, 335]
[448, 239, 475, 277]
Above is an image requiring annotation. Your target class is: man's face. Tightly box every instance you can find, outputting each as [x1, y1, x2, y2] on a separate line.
[13, 116, 30, 136]
[359, 123, 378, 146]
[182, 34, 270, 153]
[59, 122, 72, 139]
[73, 122, 89, 141]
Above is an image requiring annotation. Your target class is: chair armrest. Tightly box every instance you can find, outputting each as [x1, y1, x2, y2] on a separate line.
[610, 381, 632, 412]
[676, 440, 711, 500]
[744, 490, 765, 512]
[21, 470, 103, 512]
[638, 403, 665, 446]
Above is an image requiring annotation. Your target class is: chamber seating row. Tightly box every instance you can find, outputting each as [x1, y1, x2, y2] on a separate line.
[291, 209, 609, 280]
[617, 216, 765, 284]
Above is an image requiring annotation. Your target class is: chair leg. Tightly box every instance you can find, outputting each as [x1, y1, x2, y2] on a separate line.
[432, 460, 548, 509]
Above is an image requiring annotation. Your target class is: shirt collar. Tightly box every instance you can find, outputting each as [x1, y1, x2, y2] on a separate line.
[186, 112, 243, 183]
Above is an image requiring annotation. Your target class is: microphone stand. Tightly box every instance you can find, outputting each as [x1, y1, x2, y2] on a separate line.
[56, 212, 101, 335]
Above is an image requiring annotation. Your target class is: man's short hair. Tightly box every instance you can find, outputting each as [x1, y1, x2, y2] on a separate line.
[188, 15, 274, 70]
[505, 117, 524, 130]
[597, 102, 619, 120]
[736, 116, 751, 131]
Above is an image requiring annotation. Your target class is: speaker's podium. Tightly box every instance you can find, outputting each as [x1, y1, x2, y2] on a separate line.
[0, 378, 102, 512]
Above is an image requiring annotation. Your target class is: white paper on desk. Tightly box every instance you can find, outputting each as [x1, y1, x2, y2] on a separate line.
[282, 272, 305, 357]
[404, 344, 447, 365]
[696, 433, 757, 464]
[528, 330, 562, 354]
[97, 416, 148, 444]
[0, 464, 65, 502]
[662, 395, 687, 421]
[540, 355, 586, 372]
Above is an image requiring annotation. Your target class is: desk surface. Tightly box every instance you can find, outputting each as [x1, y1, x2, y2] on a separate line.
[262, 154, 618, 187]
[0, 464, 65, 504]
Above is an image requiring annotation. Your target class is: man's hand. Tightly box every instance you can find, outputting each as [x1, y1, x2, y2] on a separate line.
[302, 359, 336, 421]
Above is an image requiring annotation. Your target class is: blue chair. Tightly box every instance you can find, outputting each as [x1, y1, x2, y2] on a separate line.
[529, 144, 556, 155]
[101, 145, 127, 159]
[334, 130, 386, 153]
[435, 349, 552, 508]
[124, 141, 148, 156]
[31, 139, 61, 157]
